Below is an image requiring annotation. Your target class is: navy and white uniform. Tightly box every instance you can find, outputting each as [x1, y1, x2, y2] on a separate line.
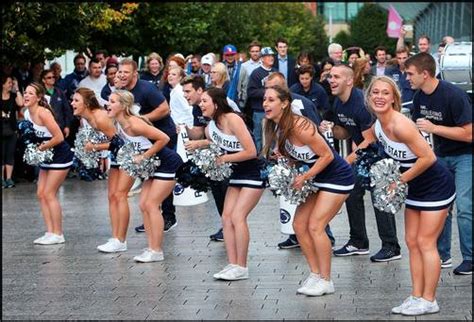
[115, 122, 183, 180]
[24, 109, 73, 170]
[208, 120, 264, 189]
[285, 138, 354, 194]
[374, 120, 455, 211]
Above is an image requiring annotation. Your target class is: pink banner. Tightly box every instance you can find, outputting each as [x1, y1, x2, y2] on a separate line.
[386, 5, 403, 38]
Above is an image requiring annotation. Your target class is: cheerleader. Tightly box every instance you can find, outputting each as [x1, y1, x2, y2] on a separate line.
[24, 83, 74, 245]
[201, 87, 265, 281]
[364, 76, 455, 316]
[70, 88, 122, 252]
[262, 85, 354, 296]
[107, 90, 183, 262]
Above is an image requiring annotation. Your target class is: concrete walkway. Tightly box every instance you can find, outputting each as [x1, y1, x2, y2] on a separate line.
[2, 178, 472, 320]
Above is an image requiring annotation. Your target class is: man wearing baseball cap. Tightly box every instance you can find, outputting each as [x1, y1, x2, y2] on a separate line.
[222, 44, 238, 84]
[246, 46, 277, 152]
[200, 53, 215, 88]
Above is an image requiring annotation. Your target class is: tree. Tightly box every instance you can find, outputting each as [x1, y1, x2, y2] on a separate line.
[1, 2, 327, 65]
[333, 30, 352, 50]
[1, 2, 137, 65]
[349, 4, 397, 56]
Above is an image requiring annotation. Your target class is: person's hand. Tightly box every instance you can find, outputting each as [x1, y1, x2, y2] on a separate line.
[184, 140, 201, 151]
[216, 154, 228, 166]
[84, 142, 95, 152]
[133, 154, 146, 164]
[416, 118, 436, 133]
[12, 79, 20, 93]
[400, 26, 407, 37]
[38, 142, 47, 151]
[319, 120, 334, 133]
[63, 127, 70, 138]
[292, 174, 307, 190]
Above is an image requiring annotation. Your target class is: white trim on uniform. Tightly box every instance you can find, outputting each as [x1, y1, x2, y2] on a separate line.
[229, 179, 263, 186]
[41, 161, 74, 168]
[153, 172, 175, 178]
[406, 193, 456, 208]
[313, 182, 354, 191]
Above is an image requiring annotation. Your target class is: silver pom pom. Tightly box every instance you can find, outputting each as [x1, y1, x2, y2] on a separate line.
[73, 126, 104, 169]
[189, 142, 233, 181]
[23, 143, 54, 166]
[267, 158, 318, 206]
[370, 158, 408, 214]
[116, 143, 161, 179]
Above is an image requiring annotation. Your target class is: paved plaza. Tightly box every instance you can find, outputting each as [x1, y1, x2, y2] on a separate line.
[2, 178, 472, 320]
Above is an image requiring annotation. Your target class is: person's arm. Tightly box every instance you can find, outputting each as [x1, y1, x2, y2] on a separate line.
[416, 119, 472, 143]
[12, 80, 24, 107]
[345, 127, 377, 164]
[396, 26, 407, 51]
[217, 114, 256, 164]
[394, 119, 436, 184]
[37, 108, 64, 150]
[292, 120, 335, 190]
[84, 113, 117, 152]
[142, 100, 170, 122]
[319, 121, 350, 140]
[246, 72, 265, 99]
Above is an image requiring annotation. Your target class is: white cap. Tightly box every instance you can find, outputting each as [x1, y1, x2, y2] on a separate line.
[201, 54, 214, 66]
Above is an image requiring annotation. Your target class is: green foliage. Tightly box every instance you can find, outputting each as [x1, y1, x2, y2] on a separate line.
[349, 4, 397, 56]
[2, 2, 328, 65]
[333, 30, 352, 50]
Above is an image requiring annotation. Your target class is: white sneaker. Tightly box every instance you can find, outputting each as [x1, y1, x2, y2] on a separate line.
[218, 265, 249, 281]
[128, 178, 143, 197]
[213, 264, 238, 279]
[97, 238, 127, 253]
[133, 248, 164, 263]
[401, 298, 440, 316]
[302, 278, 335, 296]
[297, 273, 320, 294]
[440, 257, 453, 268]
[391, 295, 419, 314]
[33, 232, 53, 244]
[36, 233, 65, 245]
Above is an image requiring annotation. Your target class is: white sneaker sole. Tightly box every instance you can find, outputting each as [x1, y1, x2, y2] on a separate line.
[371, 254, 402, 262]
[334, 250, 370, 256]
[97, 247, 127, 253]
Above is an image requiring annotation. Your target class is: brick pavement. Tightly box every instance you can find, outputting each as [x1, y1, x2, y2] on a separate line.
[2, 179, 472, 320]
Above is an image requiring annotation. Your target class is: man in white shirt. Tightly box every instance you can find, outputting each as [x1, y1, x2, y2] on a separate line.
[78, 58, 107, 106]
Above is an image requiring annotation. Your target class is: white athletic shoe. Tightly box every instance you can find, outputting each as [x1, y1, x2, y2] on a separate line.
[133, 248, 164, 263]
[213, 264, 238, 279]
[35, 233, 65, 245]
[301, 278, 335, 296]
[401, 298, 440, 316]
[297, 273, 320, 294]
[97, 238, 127, 253]
[391, 295, 419, 314]
[33, 232, 53, 244]
[217, 265, 249, 281]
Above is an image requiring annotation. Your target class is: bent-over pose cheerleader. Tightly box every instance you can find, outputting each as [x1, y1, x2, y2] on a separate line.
[262, 85, 354, 296]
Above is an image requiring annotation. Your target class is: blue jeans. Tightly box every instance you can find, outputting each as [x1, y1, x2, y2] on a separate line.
[437, 154, 472, 261]
[252, 111, 265, 153]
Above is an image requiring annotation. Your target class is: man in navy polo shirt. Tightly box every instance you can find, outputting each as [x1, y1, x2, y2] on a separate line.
[406, 52, 472, 275]
[118, 58, 179, 234]
[181, 75, 228, 242]
[320, 64, 402, 262]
